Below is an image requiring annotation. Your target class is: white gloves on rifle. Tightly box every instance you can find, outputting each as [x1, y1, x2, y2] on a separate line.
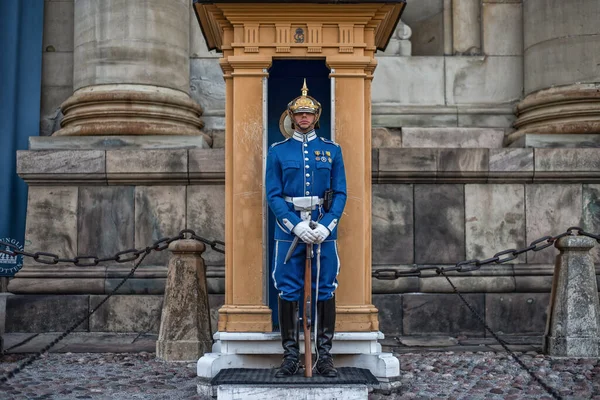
[313, 223, 330, 244]
[293, 220, 318, 243]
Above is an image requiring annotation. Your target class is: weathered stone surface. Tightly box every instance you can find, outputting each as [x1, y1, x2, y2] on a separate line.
[372, 107, 458, 128]
[457, 110, 515, 128]
[445, 56, 522, 105]
[523, 0, 600, 94]
[420, 276, 516, 293]
[403, 294, 485, 336]
[135, 186, 187, 267]
[482, 3, 523, 56]
[106, 150, 188, 184]
[372, 184, 414, 264]
[489, 148, 534, 182]
[486, 293, 550, 336]
[104, 278, 166, 295]
[23, 186, 78, 264]
[409, 12, 444, 56]
[209, 294, 225, 334]
[43, 0, 74, 52]
[157, 240, 212, 361]
[189, 149, 225, 183]
[89, 295, 163, 333]
[30, 136, 209, 150]
[452, 0, 481, 55]
[372, 57, 445, 105]
[372, 272, 419, 294]
[373, 294, 403, 337]
[465, 184, 526, 262]
[414, 185, 465, 264]
[514, 264, 554, 292]
[40, 86, 72, 136]
[437, 149, 488, 180]
[190, 58, 226, 115]
[8, 277, 105, 295]
[545, 236, 600, 356]
[42, 52, 73, 87]
[378, 149, 437, 180]
[582, 184, 600, 264]
[0, 293, 12, 334]
[17, 150, 105, 184]
[372, 128, 402, 148]
[5, 295, 89, 332]
[189, 8, 219, 58]
[74, 0, 189, 92]
[78, 186, 134, 261]
[525, 184, 582, 263]
[512, 133, 600, 148]
[535, 149, 600, 179]
[187, 185, 225, 266]
[402, 128, 504, 148]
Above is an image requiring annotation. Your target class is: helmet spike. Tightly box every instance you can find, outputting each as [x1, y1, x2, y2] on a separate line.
[301, 79, 308, 97]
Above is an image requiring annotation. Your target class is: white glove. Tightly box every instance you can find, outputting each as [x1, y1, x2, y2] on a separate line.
[313, 223, 330, 244]
[293, 221, 318, 244]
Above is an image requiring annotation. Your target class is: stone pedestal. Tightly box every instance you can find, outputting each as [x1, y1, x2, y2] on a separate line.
[55, 0, 208, 141]
[544, 236, 600, 357]
[156, 239, 213, 362]
[197, 331, 399, 380]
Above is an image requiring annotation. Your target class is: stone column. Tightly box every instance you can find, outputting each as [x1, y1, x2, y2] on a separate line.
[544, 236, 600, 357]
[452, 0, 481, 55]
[55, 0, 206, 139]
[157, 239, 213, 362]
[510, 0, 600, 146]
[328, 57, 379, 331]
[217, 57, 272, 332]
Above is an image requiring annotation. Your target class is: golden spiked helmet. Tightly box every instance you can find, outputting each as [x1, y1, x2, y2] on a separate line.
[287, 79, 322, 127]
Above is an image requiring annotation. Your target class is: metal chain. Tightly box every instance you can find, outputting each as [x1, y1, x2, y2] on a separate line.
[371, 228, 598, 400]
[0, 229, 224, 383]
[372, 226, 583, 280]
[0, 250, 151, 383]
[438, 269, 562, 400]
[0, 229, 225, 270]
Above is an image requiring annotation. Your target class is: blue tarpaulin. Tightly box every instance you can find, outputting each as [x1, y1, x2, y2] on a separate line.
[0, 0, 44, 276]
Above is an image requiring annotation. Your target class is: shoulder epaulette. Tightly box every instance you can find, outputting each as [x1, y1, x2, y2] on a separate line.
[270, 138, 291, 148]
[319, 137, 339, 147]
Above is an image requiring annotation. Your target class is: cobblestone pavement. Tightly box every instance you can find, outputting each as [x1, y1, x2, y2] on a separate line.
[1, 351, 599, 399]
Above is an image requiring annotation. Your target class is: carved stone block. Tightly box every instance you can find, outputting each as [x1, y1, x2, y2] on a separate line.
[414, 184, 465, 264]
[465, 184, 526, 262]
[372, 184, 414, 265]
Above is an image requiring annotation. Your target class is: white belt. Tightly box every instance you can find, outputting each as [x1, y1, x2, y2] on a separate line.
[284, 196, 323, 210]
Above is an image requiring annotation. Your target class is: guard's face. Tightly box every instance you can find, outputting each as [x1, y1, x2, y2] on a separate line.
[293, 112, 316, 132]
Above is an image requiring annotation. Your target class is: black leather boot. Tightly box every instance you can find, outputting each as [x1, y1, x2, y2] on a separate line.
[275, 297, 300, 377]
[315, 296, 338, 377]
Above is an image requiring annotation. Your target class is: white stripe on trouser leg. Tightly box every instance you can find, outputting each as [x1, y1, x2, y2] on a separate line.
[313, 243, 321, 370]
[272, 240, 280, 294]
[332, 241, 340, 293]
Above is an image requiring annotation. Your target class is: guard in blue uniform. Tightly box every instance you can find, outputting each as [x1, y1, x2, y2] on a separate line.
[266, 80, 347, 378]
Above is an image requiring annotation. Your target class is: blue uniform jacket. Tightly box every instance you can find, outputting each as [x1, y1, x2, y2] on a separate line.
[266, 130, 347, 241]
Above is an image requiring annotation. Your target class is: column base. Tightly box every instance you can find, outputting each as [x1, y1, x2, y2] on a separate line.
[336, 304, 380, 332]
[217, 305, 273, 332]
[197, 331, 399, 380]
[54, 85, 208, 142]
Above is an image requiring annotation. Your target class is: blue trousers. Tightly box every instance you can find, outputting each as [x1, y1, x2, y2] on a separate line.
[272, 240, 340, 302]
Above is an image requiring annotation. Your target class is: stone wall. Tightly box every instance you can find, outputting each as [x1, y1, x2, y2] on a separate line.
[7, 147, 600, 338]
